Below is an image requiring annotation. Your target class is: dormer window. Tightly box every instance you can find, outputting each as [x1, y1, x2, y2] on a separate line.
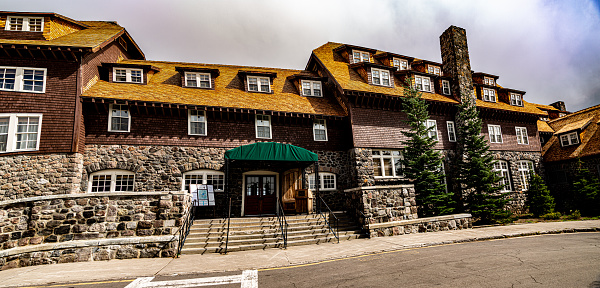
[428, 66, 441, 76]
[301, 80, 322, 97]
[371, 68, 392, 87]
[352, 50, 370, 64]
[248, 76, 270, 93]
[415, 75, 432, 92]
[560, 132, 579, 147]
[185, 72, 211, 88]
[510, 93, 523, 106]
[483, 88, 496, 102]
[442, 80, 451, 95]
[392, 58, 409, 70]
[484, 77, 495, 86]
[5, 16, 44, 32]
[113, 68, 143, 83]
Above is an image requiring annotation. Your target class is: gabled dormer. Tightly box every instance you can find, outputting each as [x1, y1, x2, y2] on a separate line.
[238, 70, 277, 93]
[395, 70, 435, 93]
[349, 61, 395, 87]
[498, 88, 526, 107]
[288, 72, 327, 97]
[333, 44, 377, 64]
[554, 117, 592, 147]
[102, 63, 160, 85]
[373, 52, 414, 71]
[0, 12, 88, 41]
[175, 67, 220, 89]
[411, 60, 443, 76]
[472, 72, 499, 103]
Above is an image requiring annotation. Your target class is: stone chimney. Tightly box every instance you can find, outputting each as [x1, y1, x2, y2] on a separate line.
[550, 101, 566, 111]
[439, 26, 475, 104]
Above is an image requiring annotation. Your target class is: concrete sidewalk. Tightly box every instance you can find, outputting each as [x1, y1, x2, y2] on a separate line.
[1, 220, 599, 287]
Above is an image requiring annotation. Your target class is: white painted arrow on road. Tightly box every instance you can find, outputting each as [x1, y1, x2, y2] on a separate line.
[124, 270, 258, 288]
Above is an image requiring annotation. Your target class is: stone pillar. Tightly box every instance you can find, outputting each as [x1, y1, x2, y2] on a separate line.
[439, 26, 474, 104]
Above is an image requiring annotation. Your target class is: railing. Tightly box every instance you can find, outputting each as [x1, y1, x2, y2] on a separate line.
[317, 196, 339, 243]
[223, 198, 232, 254]
[176, 201, 196, 257]
[276, 200, 288, 249]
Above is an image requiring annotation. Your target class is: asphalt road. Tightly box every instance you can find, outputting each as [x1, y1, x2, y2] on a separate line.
[16, 232, 600, 288]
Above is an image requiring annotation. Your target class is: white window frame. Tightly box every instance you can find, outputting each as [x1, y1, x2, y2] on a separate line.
[301, 80, 322, 97]
[482, 88, 496, 102]
[446, 121, 456, 142]
[0, 113, 43, 153]
[308, 172, 337, 191]
[372, 150, 403, 178]
[484, 76, 495, 86]
[188, 110, 207, 136]
[510, 93, 523, 106]
[415, 75, 432, 92]
[371, 68, 392, 87]
[560, 131, 579, 147]
[108, 104, 131, 132]
[88, 169, 135, 193]
[247, 76, 270, 93]
[352, 50, 370, 63]
[184, 72, 211, 88]
[515, 127, 529, 145]
[113, 67, 143, 83]
[5, 16, 44, 32]
[255, 114, 272, 139]
[313, 119, 328, 141]
[182, 169, 225, 192]
[442, 80, 451, 95]
[517, 160, 534, 191]
[493, 160, 512, 192]
[425, 119, 439, 140]
[488, 124, 503, 143]
[0, 66, 47, 93]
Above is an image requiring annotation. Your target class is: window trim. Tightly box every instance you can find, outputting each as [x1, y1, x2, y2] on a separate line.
[442, 80, 451, 95]
[5, 16, 44, 32]
[372, 149, 403, 178]
[255, 114, 272, 139]
[371, 68, 392, 87]
[112, 67, 143, 83]
[247, 76, 271, 93]
[88, 169, 135, 193]
[426, 119, 439, 141]
[482, 88, 496, 102]
[301, 80, 322, 97]
[352, 50, 370, 63]
[415, 75, 432, 92]
[493, 160, 512, 192]
[0, 66, 47, 93]
[181, 169, 225, 192]
[308, 172, 337, 191]
[446, 121, 456, 142]
[560, 131, 580, 147]
[313, 119, 328, 141]
[510, 93, 523, 106]
[515, 127, 529, 145]
[517, 160, 534, 191]
[0, 113, 43, 153]
[488, 124, 503, 143]
[484, 76, 495, 86]
[184, 72, 211, 88]
[107, 104, 131, 133]
[188, 110, 207, 136]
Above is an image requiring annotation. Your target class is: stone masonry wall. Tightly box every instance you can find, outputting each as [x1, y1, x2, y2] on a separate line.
[491, 151, 542, 214]
[345, 185, 418, 227]
[304, 150, 352, 210]
[368, 214, 472, 237]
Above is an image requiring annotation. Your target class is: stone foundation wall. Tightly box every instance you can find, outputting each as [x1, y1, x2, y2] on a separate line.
[345, 185, 418, 227]
[368, 214, 472, 237]
[505, 191, 527, 215]
[304, 150, 352, 210]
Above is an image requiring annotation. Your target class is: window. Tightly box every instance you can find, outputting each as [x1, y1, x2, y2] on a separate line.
[560, 131, 579, 147]
[352, 50, 370, 63]
[188, 110, 207, 136]
[415, 75, 432, 92]
[484, 77, 495, 86]
[392, 58, 409, 70]
[182, 170, 225, 192]
[442, 80, 451, 95]
[113, 68, 143, 83]
[0, 114, 42, 153]
[482, 88, 496, 102]
[446, 121, 456, 142]
[88, 170, 135, 192]
[185, 72, 211, 88]
[255, 114, 271, 139]
[5, 16, 44, 32]
[372, 150, 403, 178]
[301, 80, 322, 96]
[517, 160, 534, 191]
[493, 160, 512, 192]
[247, 76, 270, 92]
[0, 66, 46, 93]
[510, 93, 523, 106]
[425, 120, 438, 140]
[488, 125, 503, 143]
[308, 172, 336, 191]
[313, 119, 327, 141]
[371, 68, 391, 86]
[108, 104, 130, 132]
[515, 127, 529, 145]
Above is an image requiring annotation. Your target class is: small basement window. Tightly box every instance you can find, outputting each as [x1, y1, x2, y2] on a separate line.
[89, 169, 135, 193]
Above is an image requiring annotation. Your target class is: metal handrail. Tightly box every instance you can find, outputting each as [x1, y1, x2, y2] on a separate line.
[223, 198, 232, 254]
[317, 196, 339, 243]
[276, 200, 288, 249]
[176, 201, 195, 257]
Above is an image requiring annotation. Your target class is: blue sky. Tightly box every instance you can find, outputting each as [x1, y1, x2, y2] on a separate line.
[3, 0, 600, 111]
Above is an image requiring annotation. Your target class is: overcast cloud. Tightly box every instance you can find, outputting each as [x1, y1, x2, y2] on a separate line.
[3, 0, 600, 111]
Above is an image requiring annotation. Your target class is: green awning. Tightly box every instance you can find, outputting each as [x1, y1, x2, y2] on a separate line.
[224, 142, 318, 162]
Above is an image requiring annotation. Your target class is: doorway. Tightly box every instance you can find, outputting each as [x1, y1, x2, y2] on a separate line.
[244, 175, 277, 215]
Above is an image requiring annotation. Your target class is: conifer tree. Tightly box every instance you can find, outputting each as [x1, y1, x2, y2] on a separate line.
[572, 159, 600, 216]
[454, 97, 511, 224]
[401, 78, 454, 217]
[525, 171, 555, 217]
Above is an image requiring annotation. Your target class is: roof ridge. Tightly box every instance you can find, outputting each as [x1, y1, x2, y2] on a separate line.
[119, 59, 305, 72]
[549, 103, 600, 123]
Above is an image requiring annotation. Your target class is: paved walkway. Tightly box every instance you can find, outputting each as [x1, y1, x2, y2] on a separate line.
[1, 220, 599, 287]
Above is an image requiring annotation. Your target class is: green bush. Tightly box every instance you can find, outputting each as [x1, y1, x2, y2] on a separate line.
[567, 210, 581, 220]
[541, 212, 562, 220]
[525, 172, 555, 217]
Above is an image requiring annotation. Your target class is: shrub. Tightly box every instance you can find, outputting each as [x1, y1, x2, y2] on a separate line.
[541, 212, 562, 220]
[525, 172, 555, 217]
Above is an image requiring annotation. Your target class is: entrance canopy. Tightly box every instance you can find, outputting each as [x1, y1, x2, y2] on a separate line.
[224, 142, 318, 162]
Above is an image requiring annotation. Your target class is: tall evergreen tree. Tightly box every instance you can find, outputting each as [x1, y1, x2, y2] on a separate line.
[454, 97, 511, 224]
[401, 78, 454, 217]
[525, 171, 555, 217]
[572, 158, 600, 216]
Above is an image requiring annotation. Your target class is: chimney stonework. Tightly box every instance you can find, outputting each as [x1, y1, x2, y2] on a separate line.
[440, 26, 475, 104]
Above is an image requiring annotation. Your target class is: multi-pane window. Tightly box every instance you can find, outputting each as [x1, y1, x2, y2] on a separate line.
[560, 131, 579, 147]
[392, 58, 409, 70]
[515, 127, 529, 145]
[371, 68, 391, 86]
[446, 121, 456, 142]
[427, 66, 441, 76]
[0, 114, 42, 153]
[89, 170, 135, 192]
[247, 76, 270, 92]
[352, 51, 370, 63]
[313, 119, 327, 141]
[425, 120, 438, 140]
[185, 72, 211, 88]
[517, 160, 534, 191]
[255, 114, 271, 139]
[5, 17, 44, 32]
[442, 80, 451, 95]
[113, 68, 143, 83]
[0, 67, 46, 93]
[488, 124, 503, 143]
[188, 110, 207, 136]
[415, 75, 432, 92]
[308, 172, 337, 191]
[510, 93, 523, 106]
[484, 77, 495, 86]
[108, 104, 130, 132]
[372, 150, 403, 178]
[182, 170, 225, 192]
[483, 88, 496, 102]
[493, 160, 512, 192]
[301, 80, 322, 96]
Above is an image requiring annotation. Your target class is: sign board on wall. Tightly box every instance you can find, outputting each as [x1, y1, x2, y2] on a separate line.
[190, 184, 215, 206]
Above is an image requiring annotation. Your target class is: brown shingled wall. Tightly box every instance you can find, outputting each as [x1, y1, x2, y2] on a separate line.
[482, 119, 542, 152]
[81, 41, 131, 94]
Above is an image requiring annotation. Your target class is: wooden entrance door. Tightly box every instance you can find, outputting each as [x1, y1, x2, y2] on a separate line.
[244, 175, 277, 215]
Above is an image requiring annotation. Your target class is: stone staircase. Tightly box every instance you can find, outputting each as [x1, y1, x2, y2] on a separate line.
[180, 212, 366, 255]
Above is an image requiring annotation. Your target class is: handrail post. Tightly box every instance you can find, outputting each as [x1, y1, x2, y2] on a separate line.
[223, 197, 232, 254]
